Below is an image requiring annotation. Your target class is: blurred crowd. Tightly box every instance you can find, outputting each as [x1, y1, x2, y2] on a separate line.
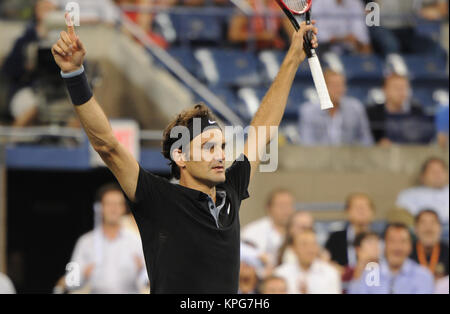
[0, 0, 448, 149]
[0, 155, 448, 294]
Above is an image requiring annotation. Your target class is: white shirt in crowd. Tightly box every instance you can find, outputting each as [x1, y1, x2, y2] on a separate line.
[0, 273, 15, 294]
[241, 216, 284, 265]
[313, 0, 370, 45]
[70, 228, 147, 294]
[435, 276, 449, 294]
[274, 259, 342, 294]
[396, 185, 449, 224]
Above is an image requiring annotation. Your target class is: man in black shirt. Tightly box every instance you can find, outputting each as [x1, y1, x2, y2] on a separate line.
[51, 14, 319, 293]
[366, 74, 434, 145]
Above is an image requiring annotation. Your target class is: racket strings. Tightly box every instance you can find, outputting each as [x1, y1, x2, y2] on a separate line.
[283, 0, 310, 13]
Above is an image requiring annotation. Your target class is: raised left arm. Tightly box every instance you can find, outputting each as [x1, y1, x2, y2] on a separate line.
[244, 21, 318, 178]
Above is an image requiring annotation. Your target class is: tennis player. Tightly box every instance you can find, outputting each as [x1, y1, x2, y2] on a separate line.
[51, 14, 318, 293]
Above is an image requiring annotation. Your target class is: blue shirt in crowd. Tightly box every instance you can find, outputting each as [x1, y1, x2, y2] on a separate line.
[348, 259, 434, 294]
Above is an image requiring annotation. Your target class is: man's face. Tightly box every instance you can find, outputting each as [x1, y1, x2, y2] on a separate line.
[415, 213, 442, 248]
[262, 278, 287, 294]
[268, 192, 295, 228]
[384, 76, 410, 109]
[347, 196, 374, 228]
[184, 128, 226, 187]
[325, 71, 346, 105]
[293, 232, 318, 266]
[385, 227, 412, 270]
[289, 212, 314, 237]
[422, 160, 448, 189]
[102, 191, 127, 226]
[36, 0, 56, 23]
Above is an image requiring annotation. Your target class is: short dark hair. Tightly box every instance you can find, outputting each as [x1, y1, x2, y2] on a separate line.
[414, 209, 441, 225]
[384, 223, 411, 241]
[95, 183, 123, 203]
[354, 231, 379, 248]
[161, 103, 218, 179]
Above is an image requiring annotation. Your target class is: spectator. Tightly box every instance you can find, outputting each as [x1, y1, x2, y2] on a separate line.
[435, 105, 449, 148]
[326, 193, 376, 268]
[396, 157, 449, 224]
[239, 260, 259, 294]
[299, 69, 373, 146]
[274, 229, 342, 294]
[349, 223, 434, 294]
[116, 0, 171, 49]
[313, 0, 371, 55]
[242, 189, 295, 266]
[366, 74, 435, 145]
[435, 276, 449, 294]
[66, 183, 147, 294]
[228, 0, 291, 50]
[342, 231, 381, 291]
[1, 0, 56, 127]
[0, 273, 16, 294]
[276, 211, 315, 265]
[420, 0, 449, 21]
[259, 275, 288, 294]
[411, 210, 449, 278]
[367, 0, 446, 57]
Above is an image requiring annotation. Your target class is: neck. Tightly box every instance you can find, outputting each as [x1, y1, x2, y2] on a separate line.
[352, 224, 369, 235]
[102, 223, 120, 240]
[385, 101, 404, 113]
[179, 175, 216, 202]
[423, 243, 437, 254]
[299, 260, 312, 271]
[328, 103, 340, 116]
[389, 263, 403, 275]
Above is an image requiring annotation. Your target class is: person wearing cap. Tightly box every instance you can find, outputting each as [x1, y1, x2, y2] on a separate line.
[50, 13, 320, 293]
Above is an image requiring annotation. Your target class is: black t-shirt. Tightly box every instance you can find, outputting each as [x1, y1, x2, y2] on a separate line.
[127, 154, 251, 294]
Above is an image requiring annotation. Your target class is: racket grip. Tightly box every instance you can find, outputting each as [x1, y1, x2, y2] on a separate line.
[308, 54, 334, 110]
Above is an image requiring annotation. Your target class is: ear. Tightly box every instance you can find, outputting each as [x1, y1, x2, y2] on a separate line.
[172, 149, 187, 169]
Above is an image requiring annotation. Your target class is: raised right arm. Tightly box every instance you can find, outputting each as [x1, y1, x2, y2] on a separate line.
[51, 14, 139, 201]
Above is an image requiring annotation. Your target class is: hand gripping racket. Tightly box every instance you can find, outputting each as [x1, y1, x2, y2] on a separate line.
[275, 0, 334, 110]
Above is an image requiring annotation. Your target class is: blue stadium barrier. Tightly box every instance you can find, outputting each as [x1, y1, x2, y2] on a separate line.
[195, 49, 262, 87]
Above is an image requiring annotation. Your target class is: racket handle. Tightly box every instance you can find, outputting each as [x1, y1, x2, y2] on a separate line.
[308, 54, 334, 110]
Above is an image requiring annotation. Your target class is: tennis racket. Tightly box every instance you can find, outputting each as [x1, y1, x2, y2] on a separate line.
[275, 0, 334, 110]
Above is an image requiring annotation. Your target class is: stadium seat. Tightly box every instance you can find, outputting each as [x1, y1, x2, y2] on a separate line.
[416, 19, 442, 43]
[259, 50, 314, 82]
[339, 55, 384, 82]
[168, 13, 223, 44]
[236, 84, 315, 122]
[167, 47, 198, 74]
[403, 55, 448, 82]
[194, 49, 262, 87]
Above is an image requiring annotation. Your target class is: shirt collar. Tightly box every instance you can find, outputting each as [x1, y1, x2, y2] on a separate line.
[381, 258, 414, 277]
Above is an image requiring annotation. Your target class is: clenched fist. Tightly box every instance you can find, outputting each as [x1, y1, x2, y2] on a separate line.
[51, 13, 86, 73]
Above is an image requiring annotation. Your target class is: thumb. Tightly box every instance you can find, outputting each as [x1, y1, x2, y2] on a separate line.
[75, 36, 85, 52]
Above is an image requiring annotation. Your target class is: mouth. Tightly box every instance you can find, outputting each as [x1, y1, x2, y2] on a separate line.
[212, 166, 224, 173]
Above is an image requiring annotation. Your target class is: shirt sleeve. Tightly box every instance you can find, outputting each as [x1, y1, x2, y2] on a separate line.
[435, 107, 449, 133]
[125, 164, 168, 215]
[357, 102, 375, 146]
[225, 154, 251, 201]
